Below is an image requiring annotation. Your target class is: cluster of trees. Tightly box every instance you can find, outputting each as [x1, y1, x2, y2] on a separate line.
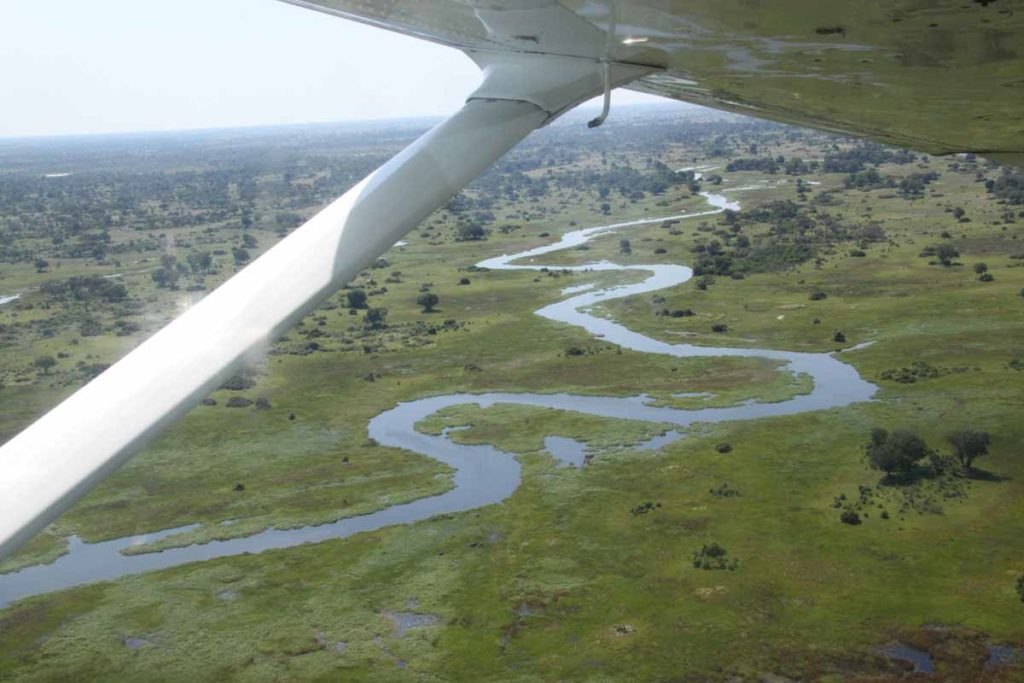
[725, 156, 818, 175]
[986, 169, 1024, 204]
[40, 274, 127, 306]
[897, 172, 941, 198]
[821, 142, 916, 173]
[865, 427, 992, 478]
[843, 168, 939, 198]
[455, 222, 486, 241]
[543, 160, 697, 202]
[151, 250, 218, 289]
[686, 200, 886, 279]
[0, 124, 393, 265]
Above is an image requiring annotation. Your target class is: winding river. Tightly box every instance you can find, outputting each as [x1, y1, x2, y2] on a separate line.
[0, 173, 876, 609]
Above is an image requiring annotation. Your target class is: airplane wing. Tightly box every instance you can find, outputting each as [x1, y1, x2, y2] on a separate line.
[1, 0, 1021, 561]
[282, 0, 1024, 162]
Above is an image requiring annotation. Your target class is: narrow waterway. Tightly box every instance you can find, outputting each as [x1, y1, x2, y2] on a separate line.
[0, 172, 876, 608]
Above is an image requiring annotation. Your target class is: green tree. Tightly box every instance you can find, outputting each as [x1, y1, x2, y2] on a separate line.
[456, 223, 485, 241]
[936, 244, 959, 266]
[186, 251, 213, 274]
[866, 428, 929, 477]
[232, 247, 251, 266]
[346, 289, 368, 309]
[619, 239, 632, 255]
[151, 266, 179, 290]
[33, 355, 57, 374]
[364, 307, 387, 329]
[416, 292, 439, 312]
[946, 430, 991, 472]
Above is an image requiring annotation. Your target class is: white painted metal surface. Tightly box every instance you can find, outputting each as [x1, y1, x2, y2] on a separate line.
[0, 97, 549, 561]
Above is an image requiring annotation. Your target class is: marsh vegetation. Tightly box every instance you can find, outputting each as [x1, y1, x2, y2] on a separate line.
[0, 107, 1021, 681]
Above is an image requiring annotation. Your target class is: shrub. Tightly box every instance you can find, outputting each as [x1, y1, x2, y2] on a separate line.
[979, 272, 995, 282]
[254, 396, 271, 410]
[225, 397, 253, 408]
[809, 291, 828, 301]
[711, 323, 728, 333]
[840, 510, 862, 525]
[709, 482, 741, 498]
[973, 262, 989, 274]
[79, 318, 102, 337]
[691, 543, 739, 570]
[221, 374, 255, 391]
[716, 442, 732, 454]
[833, 330, 846, 343]
[458, 277, 470, 285]
[630, 501, 660, 515]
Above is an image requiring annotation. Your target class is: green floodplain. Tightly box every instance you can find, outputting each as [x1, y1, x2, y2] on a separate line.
[0, 106, 1022, 681]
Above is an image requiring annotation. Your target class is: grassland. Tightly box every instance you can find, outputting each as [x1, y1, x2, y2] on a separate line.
[0, 113, 1022, 681]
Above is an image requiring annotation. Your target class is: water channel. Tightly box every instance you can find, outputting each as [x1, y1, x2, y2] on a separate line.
[0, 172, 876, 608]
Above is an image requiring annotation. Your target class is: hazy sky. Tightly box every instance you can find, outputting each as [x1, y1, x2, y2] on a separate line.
[1, 0, 667, 138]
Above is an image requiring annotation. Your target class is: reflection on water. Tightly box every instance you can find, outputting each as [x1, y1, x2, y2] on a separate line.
[0, 179, 875, 609]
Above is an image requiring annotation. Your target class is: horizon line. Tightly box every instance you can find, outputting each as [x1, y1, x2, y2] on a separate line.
[0, 100, 703, 143]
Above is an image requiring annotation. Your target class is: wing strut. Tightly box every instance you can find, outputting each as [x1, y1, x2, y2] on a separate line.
[0, 52, 651, 562]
